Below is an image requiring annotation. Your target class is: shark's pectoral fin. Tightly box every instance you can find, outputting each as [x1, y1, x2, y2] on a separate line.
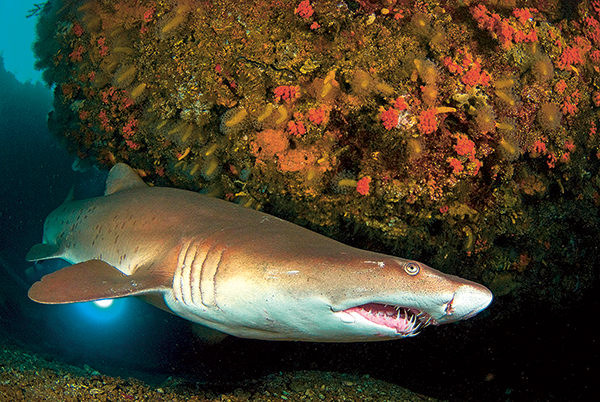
[191, 323, 229, 344]
[28, 259, 169, 304]
[137, 288, 229, 344]
[26, 243, 62, 262]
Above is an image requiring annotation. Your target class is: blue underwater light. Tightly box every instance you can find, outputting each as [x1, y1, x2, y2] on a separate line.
[72, 297, 128, 323]
[93, 299, 114, 308]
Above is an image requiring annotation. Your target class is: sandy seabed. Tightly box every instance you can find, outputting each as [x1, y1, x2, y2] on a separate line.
[0, 341, 441, 402]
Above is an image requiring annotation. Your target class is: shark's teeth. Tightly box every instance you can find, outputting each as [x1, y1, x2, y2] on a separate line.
[343, 303, 433, 337]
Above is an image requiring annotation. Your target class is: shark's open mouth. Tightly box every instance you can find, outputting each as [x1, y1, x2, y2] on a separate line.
[343, 303, 434, 337]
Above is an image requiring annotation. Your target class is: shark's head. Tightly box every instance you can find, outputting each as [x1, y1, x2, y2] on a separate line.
[167, 243, 493, 342]
[329, 258, 494, 340]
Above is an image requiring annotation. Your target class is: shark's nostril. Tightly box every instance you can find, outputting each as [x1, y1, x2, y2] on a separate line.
[443, 294, 456, 316]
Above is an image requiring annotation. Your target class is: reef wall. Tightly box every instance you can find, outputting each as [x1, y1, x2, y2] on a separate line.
[32, 0, 600, 308]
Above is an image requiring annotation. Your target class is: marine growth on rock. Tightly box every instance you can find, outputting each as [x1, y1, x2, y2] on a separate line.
[33, 0, 600, 307]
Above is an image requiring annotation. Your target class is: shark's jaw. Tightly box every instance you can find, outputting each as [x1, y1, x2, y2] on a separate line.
[164, 297, 438, 342]
[337, 303, 434, 338]
[331, 282, 493, 340]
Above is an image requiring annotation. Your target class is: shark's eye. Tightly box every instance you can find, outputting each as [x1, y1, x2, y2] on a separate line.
[404, 262, 420, 276]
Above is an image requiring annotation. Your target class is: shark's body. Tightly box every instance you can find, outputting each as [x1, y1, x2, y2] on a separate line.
[27, 163, 492, 342]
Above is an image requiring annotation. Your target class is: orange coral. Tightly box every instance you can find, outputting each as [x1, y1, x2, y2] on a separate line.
[122, 115, 137, 138]
[557, 45, 585, 70]
[461, 60, 490, 87]
[562, 100, 578, 115]
[564, 140, 575, 151]
[356, 176, 371, 195]
[471, 5, 538, 49]
[308, 105, 330, 125]
[143, 7, 155, 22]
[455, 134, 475, 157]
[381, 107, 400, 130]
[448, 157, 463, 174]
[593, 91, 600, 107]
[294, 0, 314, 19]
[274, 86, 301, 103]
[97, 37, 109, 56]
[512, 8, 534, 25]
[394, 96, 409, 110]
[561, 91, 580, 115]
[444, 51, 490, 88]
[443, 57, 463, 75]
[287, 120, 306, 137]
[72, 23, 84, 37]
[418, 108, 437, 134]
[554, 79, 567, 94]
[69, 45, 84, 62]
[532, 140, 547, 154]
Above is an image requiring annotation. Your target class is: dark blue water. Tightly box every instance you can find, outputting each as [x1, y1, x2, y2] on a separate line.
[0, 54, 596, 401]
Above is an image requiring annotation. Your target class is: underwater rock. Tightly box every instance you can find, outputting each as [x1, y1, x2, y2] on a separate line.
[32, 0, 600, 308]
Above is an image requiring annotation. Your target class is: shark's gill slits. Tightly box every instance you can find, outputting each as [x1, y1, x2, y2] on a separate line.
[175, 239, 222, 309]
[344, 303, 434, 337]
[174, 239, 196, 306]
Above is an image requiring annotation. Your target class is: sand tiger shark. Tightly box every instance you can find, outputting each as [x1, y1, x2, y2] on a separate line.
[27, 163, 492, 342]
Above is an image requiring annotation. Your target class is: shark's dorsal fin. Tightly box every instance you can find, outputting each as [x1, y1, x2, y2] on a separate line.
[28, 259, 170, 304]
[105, 163, 147, 196]
[26, 243, 62, 262]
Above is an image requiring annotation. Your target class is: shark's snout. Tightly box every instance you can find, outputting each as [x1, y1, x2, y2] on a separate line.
[441, 283, 493, 323]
